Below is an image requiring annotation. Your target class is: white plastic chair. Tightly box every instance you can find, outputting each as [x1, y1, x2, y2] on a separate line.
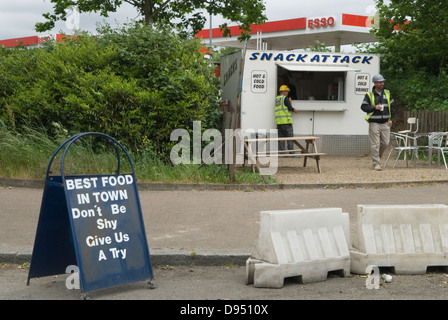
[427, 132, 448, 169]
[398, 117, 419, 135]
[384, 132, 418, 168]
[397, 117, 420, 161]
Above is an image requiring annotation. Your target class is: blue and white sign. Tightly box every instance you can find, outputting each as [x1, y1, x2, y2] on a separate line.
[27, 133, 154, 295]
[65, 173, 153, 293]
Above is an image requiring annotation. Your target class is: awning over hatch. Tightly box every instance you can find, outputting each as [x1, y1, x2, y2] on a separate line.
[276, 63, 361, 72]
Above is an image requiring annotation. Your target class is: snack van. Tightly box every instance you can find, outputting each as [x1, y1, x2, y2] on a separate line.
[220, 49, 380, 155]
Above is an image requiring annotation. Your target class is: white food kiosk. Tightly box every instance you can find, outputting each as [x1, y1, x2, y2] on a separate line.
[220, 49, 379, 155]
[201, 13, 380, 155]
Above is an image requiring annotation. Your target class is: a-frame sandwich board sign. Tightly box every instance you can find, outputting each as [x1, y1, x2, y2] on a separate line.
[27, 132, 154, 297]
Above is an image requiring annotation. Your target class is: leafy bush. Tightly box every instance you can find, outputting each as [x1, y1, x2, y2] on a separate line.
[386, 70, 448, 111]
[0, 24, 221, 159]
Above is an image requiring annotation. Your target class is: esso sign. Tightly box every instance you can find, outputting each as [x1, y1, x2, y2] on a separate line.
[308, 17, 335, 29]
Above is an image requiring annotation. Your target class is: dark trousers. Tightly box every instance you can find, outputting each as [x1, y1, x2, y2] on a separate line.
[277, 124, 294, 150]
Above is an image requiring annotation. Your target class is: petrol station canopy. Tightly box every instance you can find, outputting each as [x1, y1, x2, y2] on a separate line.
[197, 13, 378, 51]
[0, 13, 377, 51]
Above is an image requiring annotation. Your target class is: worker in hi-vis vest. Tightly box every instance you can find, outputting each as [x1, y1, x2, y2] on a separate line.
[361, 74, 396, 171]
[275, 85, 298, 151]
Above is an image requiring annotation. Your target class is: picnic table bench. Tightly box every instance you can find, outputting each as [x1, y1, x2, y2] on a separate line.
[244, 136, 325, 173]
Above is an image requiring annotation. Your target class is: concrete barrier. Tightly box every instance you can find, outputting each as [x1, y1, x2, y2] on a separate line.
[351, 204, 448, 274]
[246, 208, 350, 288]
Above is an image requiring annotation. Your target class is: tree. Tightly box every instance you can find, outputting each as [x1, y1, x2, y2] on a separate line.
[373, 0, 447, 76]
[35, 0, 267, 41]
[369, 0, 448, 110]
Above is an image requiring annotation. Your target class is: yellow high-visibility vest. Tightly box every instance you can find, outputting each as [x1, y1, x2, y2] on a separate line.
[365, 89, 391, 122]
[275, 95, 293, 125]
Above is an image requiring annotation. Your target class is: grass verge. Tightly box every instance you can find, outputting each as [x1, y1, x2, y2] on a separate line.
[0, 123, 276, 184]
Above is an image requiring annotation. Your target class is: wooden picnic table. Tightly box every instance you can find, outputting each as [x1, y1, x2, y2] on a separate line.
[244, 136, 325, 173]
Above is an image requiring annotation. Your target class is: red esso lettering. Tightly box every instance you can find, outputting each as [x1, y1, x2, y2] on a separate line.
[308, 16, 335, 28]
[321, 18, 327, 27]
[308, 19, 313, 28]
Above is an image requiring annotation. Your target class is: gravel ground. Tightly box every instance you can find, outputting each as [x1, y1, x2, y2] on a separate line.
[270, 153, 448, 186]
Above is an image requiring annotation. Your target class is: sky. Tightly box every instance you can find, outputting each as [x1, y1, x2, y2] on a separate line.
[0, 0, 377, 41]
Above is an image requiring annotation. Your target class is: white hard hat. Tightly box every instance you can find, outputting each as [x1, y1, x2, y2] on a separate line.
[372, 74, 386, 82]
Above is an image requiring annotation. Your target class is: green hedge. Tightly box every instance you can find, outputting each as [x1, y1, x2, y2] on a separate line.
[0, 24, 221, 158]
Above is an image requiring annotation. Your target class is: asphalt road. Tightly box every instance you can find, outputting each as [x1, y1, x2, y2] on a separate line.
[2, 182, 448, 305]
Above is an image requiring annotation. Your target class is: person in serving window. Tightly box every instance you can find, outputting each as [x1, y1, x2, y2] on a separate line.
[286, 83, 297, 100]
[275, 85, 299, 151]
[361, 74, 396, 171]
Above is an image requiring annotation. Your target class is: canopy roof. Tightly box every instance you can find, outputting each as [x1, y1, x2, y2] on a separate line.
[197, 13, 378, 51]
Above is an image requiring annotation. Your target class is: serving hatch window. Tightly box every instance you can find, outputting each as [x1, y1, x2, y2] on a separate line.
[277, 64, 358, 102]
